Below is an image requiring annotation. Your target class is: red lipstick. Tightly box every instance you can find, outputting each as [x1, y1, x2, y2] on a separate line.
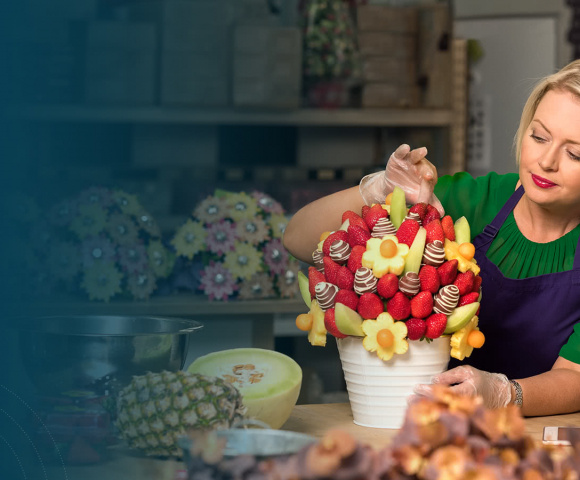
[532, 174, 557, 188]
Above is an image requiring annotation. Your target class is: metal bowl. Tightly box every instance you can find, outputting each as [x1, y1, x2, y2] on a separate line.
[14, 315, 203, 395]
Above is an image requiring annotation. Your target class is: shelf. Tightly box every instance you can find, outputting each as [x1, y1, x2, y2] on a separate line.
[19, 294, 306, 317]
[11, 105, 454, 128]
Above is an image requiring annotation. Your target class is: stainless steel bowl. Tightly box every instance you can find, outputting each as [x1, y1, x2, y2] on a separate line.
[15, 315, 203, 395]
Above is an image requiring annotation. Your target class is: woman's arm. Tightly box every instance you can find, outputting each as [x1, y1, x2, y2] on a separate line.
[283, 186, 365, 263]
[517, 357, 580, 416]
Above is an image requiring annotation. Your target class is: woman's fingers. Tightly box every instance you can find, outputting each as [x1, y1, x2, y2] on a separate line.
[393, 143, 411, 160]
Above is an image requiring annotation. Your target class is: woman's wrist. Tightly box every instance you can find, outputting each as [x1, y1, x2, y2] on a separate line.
[510, 380, 523, 407]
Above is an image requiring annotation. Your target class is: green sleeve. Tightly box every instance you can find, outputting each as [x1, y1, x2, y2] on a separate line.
[560, 326, 580, 363]
[433, 171, 520, 238]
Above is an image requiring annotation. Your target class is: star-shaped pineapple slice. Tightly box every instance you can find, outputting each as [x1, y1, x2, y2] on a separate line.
[450, 316, 485, 360]
[444, 239, 480, 275]
[362, 312, 408, 361]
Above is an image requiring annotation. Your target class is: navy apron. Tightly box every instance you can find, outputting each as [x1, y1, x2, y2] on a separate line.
[448, 185, 580, 379]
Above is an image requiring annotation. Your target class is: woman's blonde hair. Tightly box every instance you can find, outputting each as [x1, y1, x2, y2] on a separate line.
[514, 59, 580, 164]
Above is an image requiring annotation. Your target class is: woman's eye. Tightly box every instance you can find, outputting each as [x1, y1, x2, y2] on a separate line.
[530, 134, 547, 143]
[568, 150, 580, 161]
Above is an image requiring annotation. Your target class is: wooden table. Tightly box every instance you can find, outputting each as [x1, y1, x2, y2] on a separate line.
[41, 403, 580, 480]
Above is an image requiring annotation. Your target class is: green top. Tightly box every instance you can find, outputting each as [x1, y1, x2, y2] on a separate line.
[433, 171, 580, 363]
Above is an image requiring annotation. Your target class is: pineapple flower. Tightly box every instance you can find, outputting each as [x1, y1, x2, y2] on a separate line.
[47, 240, 81, 281]
[362, 312, 409, 361]
[127, 268, 157, 300]
[78, 186, 114, 208]
[236, 217, 270, 245]
[112, 190, 142, 216]
[48, 199, 78, 227]
[81, 235, 116, 268]
[444, 239, 481, 275]
[362, 235, 409, 278]
[238, 272, 275, 300]
[223, 242, 263, 280]
[81, 261, 123, 302]
[171, 219, 207, 260]
[251, 191, 284, 214]
[69, 203, 108, 239]
[263, 238, 290, 276]
[268, 213, 288, 239]
[107, 213, 140, 246]
[117, 244, 149, 274]
[193, 195, 229, 224]
[147, 240, 175, 278]
[134, 209, 161, 238]
[224, 192, 259, 222]
[199, 261, 238, 301]
[205, 220, 238, 256]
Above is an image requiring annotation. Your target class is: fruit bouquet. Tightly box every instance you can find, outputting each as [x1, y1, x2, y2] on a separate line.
[169, 189, 301, 301]
[296, 186, 484, 362]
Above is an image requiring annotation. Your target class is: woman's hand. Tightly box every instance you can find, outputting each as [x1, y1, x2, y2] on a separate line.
[411, 365, 513, 409]
[359, 144, 444, 216]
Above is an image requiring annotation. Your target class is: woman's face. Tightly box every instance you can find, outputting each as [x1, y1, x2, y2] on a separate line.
[520, 89, 580, 215]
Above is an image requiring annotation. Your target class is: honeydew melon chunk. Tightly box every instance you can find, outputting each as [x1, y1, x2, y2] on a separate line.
[188, 348, 302, 430]
[444, 302, 480, 334]
[335, 303, 364, 336]
[339, 219, 350, 231]
[298, 271, 311, 308]
[390, 186, 407, 229]
[454, 216, 471, 245]
[403, 227, 426, 275]
[308, 299, 327, 346]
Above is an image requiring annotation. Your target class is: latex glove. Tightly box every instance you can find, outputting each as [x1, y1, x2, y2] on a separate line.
[411, 365, 512, 409]
[359, 144, 444, 216]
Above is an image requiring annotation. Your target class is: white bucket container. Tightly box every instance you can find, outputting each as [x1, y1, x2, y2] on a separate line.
[336, 336, 450, 429]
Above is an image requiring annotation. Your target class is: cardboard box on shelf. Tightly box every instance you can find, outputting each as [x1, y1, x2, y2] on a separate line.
[358, 32, 416, 58]
[357, 5, 418, 34]
[362, 82, 420, 108]
[362, 57, 417, 83]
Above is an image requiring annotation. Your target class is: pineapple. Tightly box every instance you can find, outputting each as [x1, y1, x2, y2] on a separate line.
[116, 370, 246, 457]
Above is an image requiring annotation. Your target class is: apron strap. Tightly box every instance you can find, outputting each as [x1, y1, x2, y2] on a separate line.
[477, 185, 525, 254]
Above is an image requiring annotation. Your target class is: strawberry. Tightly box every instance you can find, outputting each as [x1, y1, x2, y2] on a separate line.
[322, 230, 349, 257]
[335, 266, 355, 290]
[472, 275, 483, 293]
[335, 289, 359, 311]
[308, 267, 326, 298]
[323, 257, 341, 285]
[357, 292, 384, 319]
[441, 215, 456, 241]
[396, 219, 420, 247]
[410, 291, 434, 319]
[361, 205, 371, 218]
[425, 313, 447, 339]
[437, 260, 459, 285]
[347, 225, 371, 247]
[347, 245, 365, 273]
[363, 203, 388, 230]
[458, 292, 479, 307]
[387, 291, 411, 320]
[425, 219, 445, 244]
[419, 265, 440, 294]
[454, 271, 475, 296]
[342, 211, 369, 232]
[406, 318, 427, 341]
[423, 204, 441, 225]
[377, 273, 399, 299]
[324, 308, 347, 339]
[408, 202, 428, 221]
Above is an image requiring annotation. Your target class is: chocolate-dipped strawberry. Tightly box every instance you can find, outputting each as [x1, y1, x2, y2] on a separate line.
[422, 240, 445, 267]
[433, 284, 460, 315]
[312, 250, 325, 272]
[315, 282, 339, 311]
[371, 217, 397, 238]
[354, 267, 378, 295]
[329, 239, 351, 265]
[404, 211, 422, 226]
[399, 272, 420, 297]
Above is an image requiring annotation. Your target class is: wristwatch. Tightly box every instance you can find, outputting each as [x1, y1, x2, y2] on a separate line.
[510, 380, 523, 407]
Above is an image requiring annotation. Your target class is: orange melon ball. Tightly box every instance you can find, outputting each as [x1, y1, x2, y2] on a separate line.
[380, 239, 398, 258]
[385, 192, 394, 205]
[319, 231, 331, 242]
[377, 329, 395, 348]
[296, 313, 314, 331]
[458, 242, 475, 260]
[467, 329, 485, 349]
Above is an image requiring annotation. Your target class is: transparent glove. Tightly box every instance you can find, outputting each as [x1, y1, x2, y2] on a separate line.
[411, 365, 512, 409]
[359, 144, 444, 216]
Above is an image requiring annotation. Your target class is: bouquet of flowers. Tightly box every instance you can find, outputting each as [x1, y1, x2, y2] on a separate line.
[170, 190, 301, 301]
[25, 187, 174, 302]
[295, 187, 485, 362]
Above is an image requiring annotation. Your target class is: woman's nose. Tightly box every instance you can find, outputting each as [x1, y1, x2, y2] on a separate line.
[538, 147, 559, 170]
